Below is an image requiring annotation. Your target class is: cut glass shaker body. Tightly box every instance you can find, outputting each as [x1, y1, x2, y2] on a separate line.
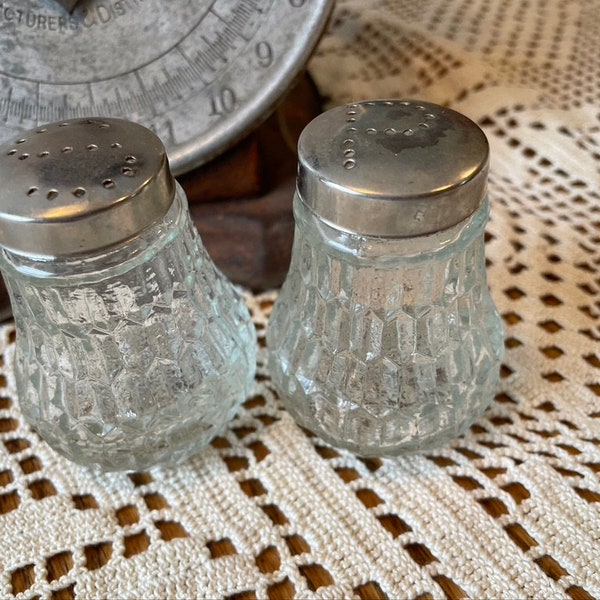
[267, 100, 504, 456]
[0, 118, 256, 471]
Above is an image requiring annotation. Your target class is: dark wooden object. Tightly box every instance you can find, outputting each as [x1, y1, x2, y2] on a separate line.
[182, 73, 322, 291]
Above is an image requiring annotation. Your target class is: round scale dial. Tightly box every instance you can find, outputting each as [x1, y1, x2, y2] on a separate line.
[0, 0, 333, 174]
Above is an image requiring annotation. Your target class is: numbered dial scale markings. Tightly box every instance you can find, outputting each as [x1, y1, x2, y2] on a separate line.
[0, 0, 332, 174]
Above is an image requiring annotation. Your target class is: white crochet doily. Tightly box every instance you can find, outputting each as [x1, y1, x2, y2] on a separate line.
[1, 1, 599, 598]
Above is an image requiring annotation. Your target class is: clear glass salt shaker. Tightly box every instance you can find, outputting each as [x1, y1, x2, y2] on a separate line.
[267, 100, 504, 456]
[0, 118, 256, 471]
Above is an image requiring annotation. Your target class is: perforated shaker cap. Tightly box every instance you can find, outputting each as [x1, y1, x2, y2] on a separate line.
[297, 100, 489, 237]
[0, 118, 175, 257]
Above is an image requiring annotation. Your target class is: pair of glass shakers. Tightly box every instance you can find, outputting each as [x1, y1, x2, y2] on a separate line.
[0, 100, 504, 472]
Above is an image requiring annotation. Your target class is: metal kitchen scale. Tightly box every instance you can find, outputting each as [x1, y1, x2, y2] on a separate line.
[0, 0, 333, 175]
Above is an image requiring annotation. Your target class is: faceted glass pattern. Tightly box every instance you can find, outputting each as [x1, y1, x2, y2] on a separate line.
[267, 195, 504, 456]
[1, 187, 256, 471]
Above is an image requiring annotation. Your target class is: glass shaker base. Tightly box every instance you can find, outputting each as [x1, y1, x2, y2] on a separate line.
[280, 392, 495, 457]
[269, 354, 501, 457]
[23, 375, 251, 472]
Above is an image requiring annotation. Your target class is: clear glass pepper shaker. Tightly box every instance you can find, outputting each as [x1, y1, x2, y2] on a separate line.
[0, 118, 256, 471]
[267, 100, 504, 456]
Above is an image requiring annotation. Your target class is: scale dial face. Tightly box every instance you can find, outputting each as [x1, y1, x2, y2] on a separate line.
[0, 0, 332, 174]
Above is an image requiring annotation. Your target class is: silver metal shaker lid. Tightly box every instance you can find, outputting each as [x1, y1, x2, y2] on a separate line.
[0, 117, 175, 257]
[297, 100, 489, 237]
